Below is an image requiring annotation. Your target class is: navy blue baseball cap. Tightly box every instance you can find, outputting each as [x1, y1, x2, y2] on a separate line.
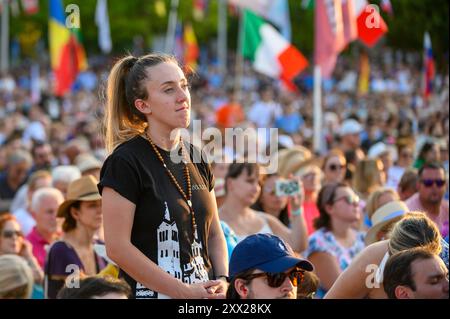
[229, 233, 314, 279]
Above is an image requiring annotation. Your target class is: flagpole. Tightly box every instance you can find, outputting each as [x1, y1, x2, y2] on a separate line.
[1, 0, 9, 72]
[165, 0, 179, 53]
[313, 65, 322, 154]
[218, 0, 227, 76]
[234, 9, 244, 101]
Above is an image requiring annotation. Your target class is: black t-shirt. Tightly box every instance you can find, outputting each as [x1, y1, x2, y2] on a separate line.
[98, 136, 216, 299]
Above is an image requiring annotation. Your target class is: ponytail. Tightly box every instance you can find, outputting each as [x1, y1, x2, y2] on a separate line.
[104, 53, 179, 153]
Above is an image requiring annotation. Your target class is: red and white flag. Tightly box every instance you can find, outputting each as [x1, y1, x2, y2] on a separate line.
[314, 0, 344, 78]
[354, 0, 388, 47]
[341, 0, 358, 49]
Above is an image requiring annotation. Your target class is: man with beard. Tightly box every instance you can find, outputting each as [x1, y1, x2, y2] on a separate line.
[406, 162, 449, 238]
[226, 234, 314, 299]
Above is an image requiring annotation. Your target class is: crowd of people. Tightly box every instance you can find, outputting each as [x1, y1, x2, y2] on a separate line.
[0, 49, 448, 299]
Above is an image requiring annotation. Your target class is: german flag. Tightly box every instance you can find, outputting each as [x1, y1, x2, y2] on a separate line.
[49, 0, 87, 96]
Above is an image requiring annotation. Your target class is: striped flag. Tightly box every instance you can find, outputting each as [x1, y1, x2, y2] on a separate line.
[49, 0, 88, 96]
[422, 32, 435, 102]
[184, 22, 199, 72]
[243, 10, 308, 90]
[229, 0, 292, 40]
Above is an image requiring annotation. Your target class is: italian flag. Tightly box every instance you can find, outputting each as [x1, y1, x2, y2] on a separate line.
[242, 10, 308, 90]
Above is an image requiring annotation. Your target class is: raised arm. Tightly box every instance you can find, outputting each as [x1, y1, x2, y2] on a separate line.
[102, 187, 221, 299]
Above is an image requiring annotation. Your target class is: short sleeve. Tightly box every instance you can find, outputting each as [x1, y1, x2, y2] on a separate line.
[305, 230, 330, 258]
[45, 242, 78, 276]
[98, 154, 141, 204]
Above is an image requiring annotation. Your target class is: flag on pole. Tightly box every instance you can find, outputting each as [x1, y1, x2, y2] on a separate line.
[229, 0, 292, 40]
[184, 22, 199, 72]
[95, 0, 112, 54]
[49, 0, 88, 96]
[354, 0, 388, 47]
[242, 10, 308, 90]
[380, 0, 393, 16]
[422, 32, 435, 102]
[20, 0, 39, 15]
[314, 0, 344, 79]
[358, 51, 370, 95]
[342, 0, 358, 48]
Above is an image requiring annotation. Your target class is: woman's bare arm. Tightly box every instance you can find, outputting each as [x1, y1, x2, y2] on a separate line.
[308, 252, 341, 291]
[206, 190, 228, 296]
[324, 240, 388, 299]
[102, 187, 221, 299]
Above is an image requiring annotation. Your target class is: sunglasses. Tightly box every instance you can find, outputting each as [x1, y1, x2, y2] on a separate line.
[2, 230, 24, 239]
[333, 194, 360, 205]
[421, 179, 446, 188]
[245, 268, 305, 288]
[327, 164, 345, 171]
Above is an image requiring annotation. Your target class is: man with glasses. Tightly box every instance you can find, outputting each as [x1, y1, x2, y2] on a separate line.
[226, 233, 314, 299]
[405, 162, 448, 238]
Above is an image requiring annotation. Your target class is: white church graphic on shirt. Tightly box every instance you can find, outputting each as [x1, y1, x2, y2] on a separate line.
[135, 201, 209, 299]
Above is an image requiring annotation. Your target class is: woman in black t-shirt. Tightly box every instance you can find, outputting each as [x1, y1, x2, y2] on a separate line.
[98, 54, 228, 299]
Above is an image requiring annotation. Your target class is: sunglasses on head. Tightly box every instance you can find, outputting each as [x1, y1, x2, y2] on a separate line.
[421, 179, 446, 188]
[327, 164, 345, 171]
[2, 230, 24, 239]
[333, 194, 360, 205]
[245, 268, 305, 288]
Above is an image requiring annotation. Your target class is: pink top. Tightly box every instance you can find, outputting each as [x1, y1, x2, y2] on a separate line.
[303, 201, 321, 235]
[405, 193, 449, 238]
[26, 227, 50, 270]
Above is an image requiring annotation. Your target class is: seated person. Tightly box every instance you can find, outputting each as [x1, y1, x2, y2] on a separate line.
[57, 276, 131, 299]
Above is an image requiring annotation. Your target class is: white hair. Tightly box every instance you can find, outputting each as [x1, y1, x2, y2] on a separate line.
[31, 187, 64, 212]
[51, 165, 81, 185]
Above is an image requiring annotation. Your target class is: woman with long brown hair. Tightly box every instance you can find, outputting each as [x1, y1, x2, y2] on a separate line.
[98, 54, 228, 299]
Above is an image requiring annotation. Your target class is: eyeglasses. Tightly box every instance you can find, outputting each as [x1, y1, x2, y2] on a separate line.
[333, 194, 360, 205]
[244, 268, 305, 288]
[421, 179, 446, 188]
[2, 230, 24, 239]
[401, 152, 413, 159]
[327, 164, 346, 171]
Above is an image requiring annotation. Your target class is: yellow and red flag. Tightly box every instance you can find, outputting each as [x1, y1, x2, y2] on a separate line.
[49, 0, 87, 96]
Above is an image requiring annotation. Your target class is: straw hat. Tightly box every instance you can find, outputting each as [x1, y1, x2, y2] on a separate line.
[277, 146, 312, 178]
[365, 201, 409, 245]
[57, 175, 102, 218]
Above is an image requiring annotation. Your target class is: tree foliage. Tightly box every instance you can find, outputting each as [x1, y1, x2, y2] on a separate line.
[9, 0, 449, 61]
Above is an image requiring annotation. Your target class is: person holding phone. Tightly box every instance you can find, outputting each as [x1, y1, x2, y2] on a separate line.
[219, 163, 308, 254]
